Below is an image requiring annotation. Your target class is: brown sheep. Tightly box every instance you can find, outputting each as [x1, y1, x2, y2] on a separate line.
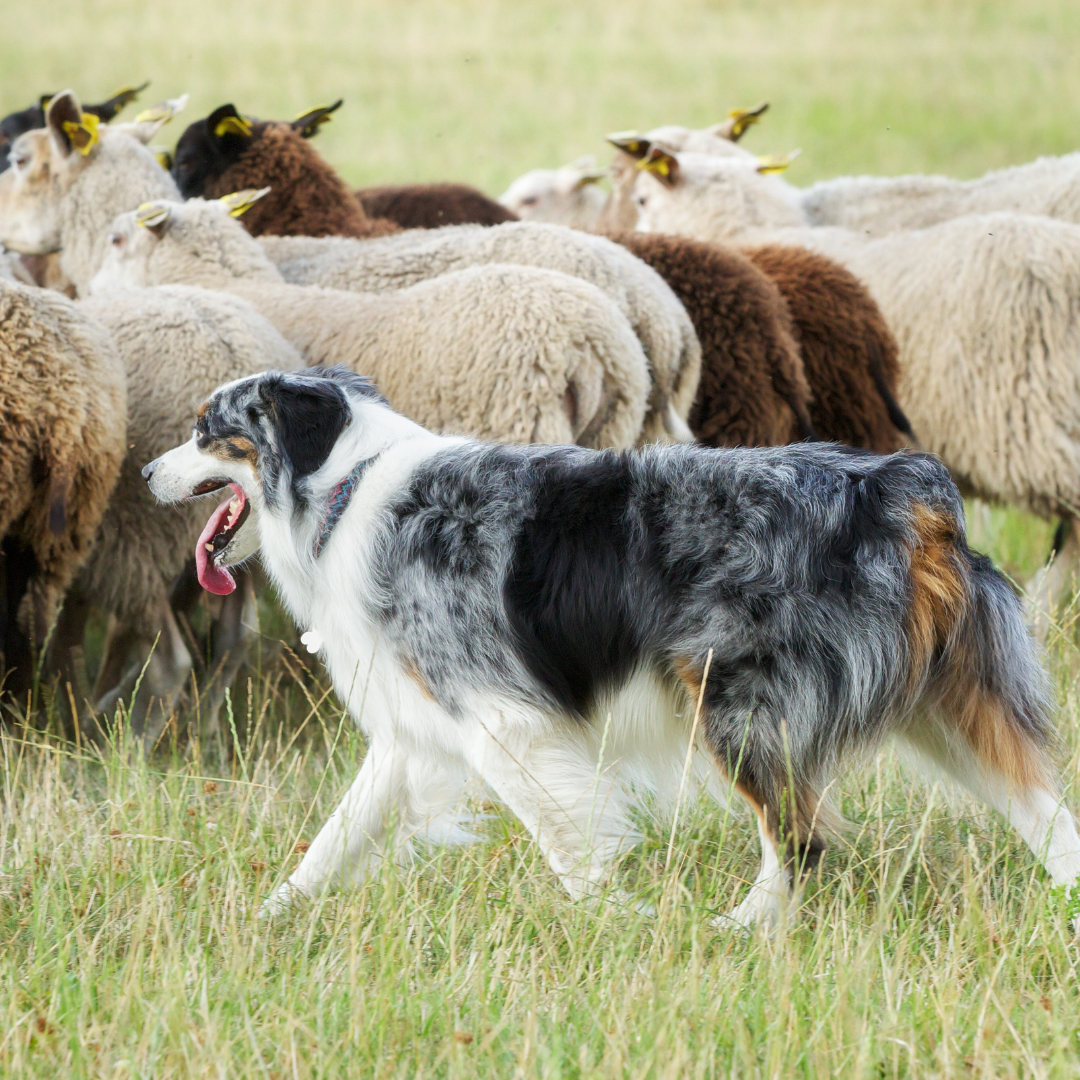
[742, 245, 913, 453]
[609, 233, 813, 447]
[0, 279, 126, 700]
[354, 183, 519, 229]
[171, 104, 400, 238]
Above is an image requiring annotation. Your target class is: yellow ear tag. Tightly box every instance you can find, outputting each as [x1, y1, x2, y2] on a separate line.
[638, 154, 672, 177]
[152, 147, 174, 171]
[606, 131, 647, 156]
[728, 107, 760, 140]
[62, 112, 100, 155]
[214, 115, 253, 139]
[136, 202, 171, 229]
[756, 149, 801, 175]
[294, 105, 334, 138]
[219, 187, 271, 217]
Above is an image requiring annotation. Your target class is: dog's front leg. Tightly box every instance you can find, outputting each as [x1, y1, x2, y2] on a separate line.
[262, 736, 412, 916]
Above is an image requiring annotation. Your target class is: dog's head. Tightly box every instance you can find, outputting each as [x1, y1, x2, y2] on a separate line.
[143, 367, 387, 594]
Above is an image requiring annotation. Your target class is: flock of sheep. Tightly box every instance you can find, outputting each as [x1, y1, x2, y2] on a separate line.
[0, 87, 1077, 742]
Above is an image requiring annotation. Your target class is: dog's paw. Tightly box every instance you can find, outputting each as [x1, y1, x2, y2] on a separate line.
[712, 887, 787, 936]
[259, 880, 308, 920]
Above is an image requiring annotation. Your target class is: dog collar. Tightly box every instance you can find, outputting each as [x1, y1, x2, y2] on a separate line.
[312, 453, 381, 558]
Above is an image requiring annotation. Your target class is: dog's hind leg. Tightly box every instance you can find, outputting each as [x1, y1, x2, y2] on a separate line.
[261, 735, 414, 917]
[470, 720, 637, 900]
[901, 712, 1080, 892]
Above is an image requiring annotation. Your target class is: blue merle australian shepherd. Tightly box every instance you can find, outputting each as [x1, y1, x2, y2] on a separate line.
[143, 367, 1080, 928]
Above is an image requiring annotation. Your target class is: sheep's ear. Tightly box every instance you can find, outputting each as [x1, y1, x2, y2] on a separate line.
[117, 94, 190, 143]
[46, 91, 97, 157]
[563, 155, 606, 188]
[219, 187, 271, 217]
[208, 104, 253, 142]
[151, 146, 174, 171]
[292, 100, 343, 139]
[637, 145, 679, 185]
[756, 148, 801, 174]
[573, 171, 606, 189]
[709, 101, 769, 142]
[86, 81, 150, 122]
[136, 200, 172, 237]
[606, 131, 650, 160]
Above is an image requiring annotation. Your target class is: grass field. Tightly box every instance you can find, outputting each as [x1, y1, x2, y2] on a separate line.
[4, 0, 1080, 1075]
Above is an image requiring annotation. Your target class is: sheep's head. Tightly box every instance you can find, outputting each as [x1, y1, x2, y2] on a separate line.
[632, 147, 806, 242]
[172, 104, 256, 198]
[498, 156, 607, 228]
[90, 188, 275, 293]
[0, 82, 149, 174]
[0, 92, 98, 255]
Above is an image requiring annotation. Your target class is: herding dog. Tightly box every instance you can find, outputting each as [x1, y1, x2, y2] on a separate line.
[143, 366, 1080, 928]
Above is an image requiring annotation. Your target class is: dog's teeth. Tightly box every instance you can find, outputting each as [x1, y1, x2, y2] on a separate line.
[205, 542, 215, 552]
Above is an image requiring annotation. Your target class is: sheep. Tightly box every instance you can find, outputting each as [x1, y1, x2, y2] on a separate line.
[629, 146, 1080, 606]
[0, 82, 148, 173]
[800, 154, 1080, 237]
[90, 196, 651, 454]
[498, 156, 608, 229]
[260, 222, 700, 443]
[65, 283, 304, 733]
[0, 90, 181, 296]
[171, 104, 400, 238]
[498, 159, 911, 452]
[0, 278, 126, 703]
[355, 183, 519, 229]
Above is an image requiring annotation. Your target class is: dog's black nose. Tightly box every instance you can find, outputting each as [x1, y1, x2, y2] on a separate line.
[141, 460, 157, 481]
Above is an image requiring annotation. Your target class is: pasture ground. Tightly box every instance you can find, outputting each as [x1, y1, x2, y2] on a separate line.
[3, 0, 1080, 1075]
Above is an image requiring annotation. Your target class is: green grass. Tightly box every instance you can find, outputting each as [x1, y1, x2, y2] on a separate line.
[4, 0, 1080, 1074]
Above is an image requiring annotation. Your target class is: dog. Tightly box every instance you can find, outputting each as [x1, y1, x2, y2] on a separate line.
[142, 366, 1080, 928]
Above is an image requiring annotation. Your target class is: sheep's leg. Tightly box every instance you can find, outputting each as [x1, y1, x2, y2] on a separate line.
[1, 537, 39, 702]
[91, 616, 137, 705]
[195, 569, 258, 740]
[50, 586, 93, 729]
[94, 598, 192, 746]
[1026, 515, 1080, 636]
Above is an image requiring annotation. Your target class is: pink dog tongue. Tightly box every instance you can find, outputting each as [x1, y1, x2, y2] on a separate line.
[195, 486, 242, 595]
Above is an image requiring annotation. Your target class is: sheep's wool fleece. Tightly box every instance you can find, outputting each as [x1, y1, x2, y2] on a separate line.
[116, 209, 650, 451]
[77, 285, 302, 631]
[801, 152, 1080, 237]
[608, 232, 809, 447]
[0, 279, 126, 625]
[355, 183, 519, 229]
[742, 244, 907, 453]
[60, 133, 179, 294]
[263, 221, 701, 431]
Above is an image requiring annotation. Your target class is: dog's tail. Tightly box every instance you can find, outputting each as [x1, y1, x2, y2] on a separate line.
[907, 499, 1056, 794]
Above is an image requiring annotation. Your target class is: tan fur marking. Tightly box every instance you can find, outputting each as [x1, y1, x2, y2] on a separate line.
[207, 436, 258, 468]
[403, 656, 435, 702]
[906, 502, 969, 683]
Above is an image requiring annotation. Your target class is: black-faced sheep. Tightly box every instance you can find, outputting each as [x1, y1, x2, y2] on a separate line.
[171, 104, 400, 238]
[0, 279, 126, 702]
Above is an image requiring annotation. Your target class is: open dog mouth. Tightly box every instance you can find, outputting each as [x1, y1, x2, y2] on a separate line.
[194, 483, 250, 595]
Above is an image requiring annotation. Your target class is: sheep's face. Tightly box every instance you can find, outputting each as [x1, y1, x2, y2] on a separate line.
[90, 209, 156, 291]
[499, 160, 607, 228]
[632, 152, 805, 242]
[0, 130, 67, 254]
[171, 105, 253, 198]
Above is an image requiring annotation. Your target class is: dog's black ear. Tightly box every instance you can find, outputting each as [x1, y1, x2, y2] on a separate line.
[260, 375, 351, 479]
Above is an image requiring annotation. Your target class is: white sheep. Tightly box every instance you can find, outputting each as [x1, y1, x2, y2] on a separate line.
[497, 155, 609, 229]
[258, 221, 701, 443]
[801, 153, 1080, 237]
[0, 90, 180, 296]
[89, 196, 652, 452]
[630, 147, 1080, 607]
[69, 284, 303, 734]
